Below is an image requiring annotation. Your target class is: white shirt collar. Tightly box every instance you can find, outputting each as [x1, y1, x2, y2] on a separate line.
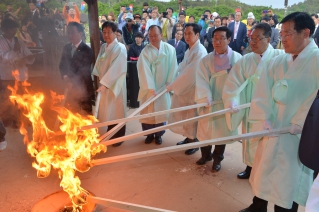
[73, 40, 82, 48]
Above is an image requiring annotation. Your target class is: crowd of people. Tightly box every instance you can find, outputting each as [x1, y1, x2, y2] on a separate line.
[1, 2, 319, 212]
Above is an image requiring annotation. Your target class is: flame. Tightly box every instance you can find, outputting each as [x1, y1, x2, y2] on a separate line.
[9, 72, 106, 211]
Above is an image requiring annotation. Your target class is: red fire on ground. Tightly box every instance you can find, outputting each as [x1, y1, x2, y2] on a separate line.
[8, 70, 106, 211]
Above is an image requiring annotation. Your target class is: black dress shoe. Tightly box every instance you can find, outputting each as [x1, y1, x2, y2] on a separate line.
[237, 170, 250, 179]
[145, 135, 154, 144]
[237, 166, 252, 179]
[185, 148, 199, 155]
[176, 138, 189, 145]
[212, 162, 221, 173]
[112, 142, 123, 147]
[155, 136, 162, 145]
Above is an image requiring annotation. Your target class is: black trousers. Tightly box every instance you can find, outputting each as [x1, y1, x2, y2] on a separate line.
[212, 144, 226, 163]
[0, 118, 6, 142]
[107, 124, 126, 139]
[248, 196, 299, 212]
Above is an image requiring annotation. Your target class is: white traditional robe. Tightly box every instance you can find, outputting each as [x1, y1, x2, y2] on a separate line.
[222, 44, 284, 166]
[306, 174, 319, 212]
[0, 35, 34, 81]
[137, 41, 178, 124]
[92, 39, 127, 134]
[168, 40, 207, 139]
[195, 47, 242, 141]
[248, 40, 318, 208]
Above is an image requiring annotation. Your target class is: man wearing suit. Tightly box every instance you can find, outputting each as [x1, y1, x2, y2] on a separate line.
[59, 22, 94, 114]
[206, 16, 222, 53]
[261, 16, 280, 48]
[28, 2, 42, 47]
[311, 13, 319, 47]
[228, 12, 247, 54]
[168, 30, 186, 64]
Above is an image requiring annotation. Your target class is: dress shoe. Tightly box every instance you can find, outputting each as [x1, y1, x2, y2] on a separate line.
[196, 146, 213, 165]
[237, 166, 252, 179]
[112, 142, 123, 147]
[155, 136, 162, 145]
[212, 162, 221, 173]
[176, 138, 189, 145]
[239, 208, 250, 212]
[185, 148, 199, 155]
[237, 170, 250, 179]
[145, 135, 154, 144]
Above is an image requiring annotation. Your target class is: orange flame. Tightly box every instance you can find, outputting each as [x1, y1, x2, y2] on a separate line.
[9, 73, 106, 210]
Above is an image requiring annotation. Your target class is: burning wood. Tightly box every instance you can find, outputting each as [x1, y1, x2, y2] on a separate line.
[8, 75, 105, 211]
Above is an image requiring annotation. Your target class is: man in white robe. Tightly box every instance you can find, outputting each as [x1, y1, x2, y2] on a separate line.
[195, 26, 242, 172]
[137, 25, 178, 145]
[241, 12, 318, 212]
[222, 23, 284, 179]
[0, 18, 34, 128]
[167, 23, 207, 155]
[92, 21, 127, 147]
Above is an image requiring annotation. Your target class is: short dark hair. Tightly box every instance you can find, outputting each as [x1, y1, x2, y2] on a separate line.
[143, 2, 148, 6]
[102, 21, 118, 32]
[281, 12, 315, 37]
[189, 15, 195, 19]
[214, 16, 221, 21]
[116, 29, 122, 35]
[252, 23, 272, 38]
[166, 8, 173, 13]
[229, 13, 235, 19]
[311, 13, 318, 19]
[185, 23, 201, 35]
[68, 22, 84, 33]
[142, 11, 148, 14]
[212, 26, 232, 39]
[135, 32, 144, 38]
[121, 5, 126, 8]
[204, 10, 211, 14]
[1, 18, 19, 30]
[179, 12, 186, 17]
[261, 16, 270, 22]
[148, 25, 162, 34]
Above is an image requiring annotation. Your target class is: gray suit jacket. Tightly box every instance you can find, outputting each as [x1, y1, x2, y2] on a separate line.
[270, 28, 280, 49]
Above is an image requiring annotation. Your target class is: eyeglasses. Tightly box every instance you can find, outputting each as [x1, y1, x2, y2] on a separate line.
[213, 37, 227, 43]
[279, 31, 297, 40]
[248, 37, 267, 43]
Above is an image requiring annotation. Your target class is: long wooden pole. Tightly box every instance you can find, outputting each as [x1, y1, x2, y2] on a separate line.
[98, 88, 167, 142]
[91, 126, 292, 167]
[86, 196, 175, 212]
[80, 102, 222, 130]
[96, 103, 251, 147]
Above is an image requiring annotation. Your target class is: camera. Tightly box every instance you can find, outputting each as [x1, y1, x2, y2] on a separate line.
[66, 5, 70, 11]
[162, 12, 168, 18]
[263, 10, 268, 13]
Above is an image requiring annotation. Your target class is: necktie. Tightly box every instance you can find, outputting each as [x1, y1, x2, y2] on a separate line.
[71, 45, 76, 57]
[233, 22, 239, 41]
[174, 41, 178, 48]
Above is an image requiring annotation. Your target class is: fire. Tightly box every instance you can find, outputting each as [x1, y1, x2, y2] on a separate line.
[8, 71, 106, 211]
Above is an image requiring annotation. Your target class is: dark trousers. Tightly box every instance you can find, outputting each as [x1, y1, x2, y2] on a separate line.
[212, 144, 226, 163]
[0, 118, 6, 142]
[141, 123, 165, 137]
[248, 196, 299, 212]
[107, 124, 126, 139]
